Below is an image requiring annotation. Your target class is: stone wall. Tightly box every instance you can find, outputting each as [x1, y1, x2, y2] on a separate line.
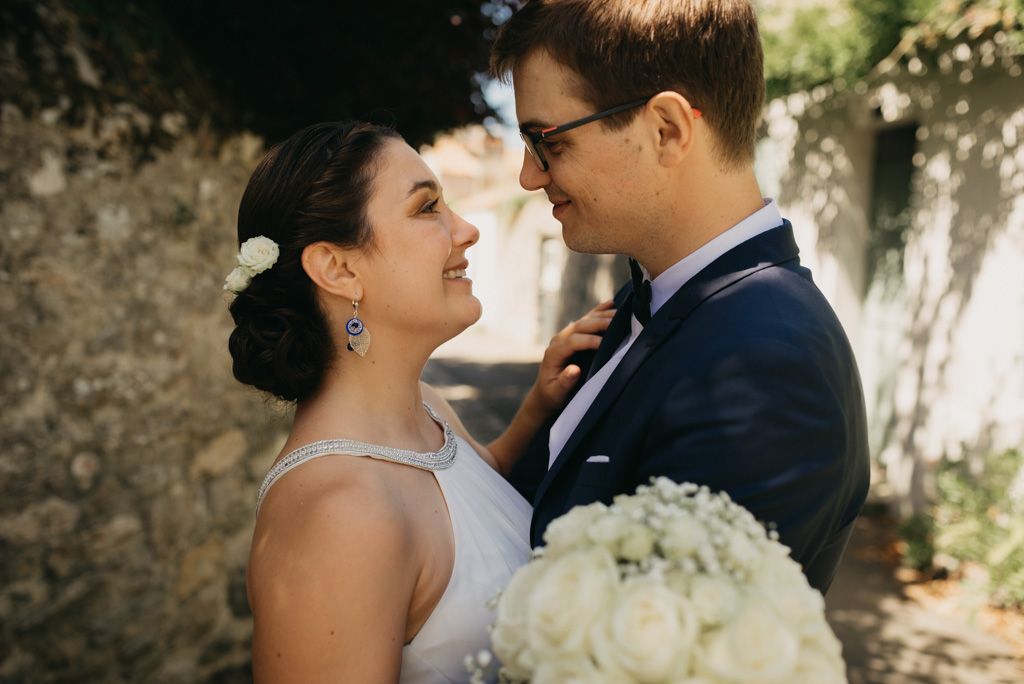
[0, 98, 287, 682]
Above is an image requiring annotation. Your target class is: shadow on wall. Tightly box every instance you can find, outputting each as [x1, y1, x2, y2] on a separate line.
[763, 37, 1024, 516]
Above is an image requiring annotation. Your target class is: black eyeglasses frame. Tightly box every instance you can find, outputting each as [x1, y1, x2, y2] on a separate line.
[518, 96, 656, 171]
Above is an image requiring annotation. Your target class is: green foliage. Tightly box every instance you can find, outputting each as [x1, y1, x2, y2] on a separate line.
[761, 0, 1024, 99]
[153, 0, 520, 146]
[762, 6, 860, 98]
[3, 0, 518, 147]
[174, 201, 196, 230]
[932, 449, 1024, 608]
[899, 513, 936, 571]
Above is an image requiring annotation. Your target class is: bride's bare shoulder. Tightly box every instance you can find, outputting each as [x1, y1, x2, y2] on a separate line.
[247, 459, 418, 681]
[251, 456, 413, 568]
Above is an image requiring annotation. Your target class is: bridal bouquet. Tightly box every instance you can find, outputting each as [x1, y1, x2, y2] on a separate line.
[469, 478, 847, 684]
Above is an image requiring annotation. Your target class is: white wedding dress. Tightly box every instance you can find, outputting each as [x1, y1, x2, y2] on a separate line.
[255, 404, 532, 683]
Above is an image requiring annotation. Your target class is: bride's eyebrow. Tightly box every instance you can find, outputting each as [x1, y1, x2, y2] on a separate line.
[406, 179, 440, 198]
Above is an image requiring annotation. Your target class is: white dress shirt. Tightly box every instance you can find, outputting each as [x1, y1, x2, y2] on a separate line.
[547, 199, 784, 468]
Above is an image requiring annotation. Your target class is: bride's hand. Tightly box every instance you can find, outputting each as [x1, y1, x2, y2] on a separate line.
[482, 300, 615, 476]
[528, 300, 616, 416]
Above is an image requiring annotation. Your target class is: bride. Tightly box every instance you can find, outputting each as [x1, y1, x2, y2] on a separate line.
[224, 121, 612, 682]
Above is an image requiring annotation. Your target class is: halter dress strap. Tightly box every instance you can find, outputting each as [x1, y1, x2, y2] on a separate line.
[254, 402, 457, 518]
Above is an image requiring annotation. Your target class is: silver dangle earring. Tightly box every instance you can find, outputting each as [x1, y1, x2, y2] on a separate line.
[346, 300, 371, 357]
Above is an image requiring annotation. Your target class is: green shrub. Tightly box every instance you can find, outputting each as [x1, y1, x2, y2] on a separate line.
[932, 448, 1024, 608]
[899, 513, 935, 571]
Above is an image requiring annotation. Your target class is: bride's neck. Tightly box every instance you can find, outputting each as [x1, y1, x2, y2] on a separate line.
[287, 340, 438, 452]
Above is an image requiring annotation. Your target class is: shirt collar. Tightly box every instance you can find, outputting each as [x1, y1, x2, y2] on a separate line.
[640, 198, 783, 318]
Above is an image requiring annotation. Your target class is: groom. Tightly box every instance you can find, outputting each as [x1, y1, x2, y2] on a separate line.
[491, 0, 870, 594]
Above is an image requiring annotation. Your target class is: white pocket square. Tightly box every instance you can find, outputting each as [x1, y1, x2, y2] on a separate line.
[585, 455, 610, 463]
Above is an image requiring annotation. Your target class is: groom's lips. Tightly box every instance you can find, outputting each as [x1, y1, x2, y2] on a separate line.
[551, 198, 571, 219]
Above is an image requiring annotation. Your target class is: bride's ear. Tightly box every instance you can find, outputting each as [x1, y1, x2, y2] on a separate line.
[301, 242, 363, 301]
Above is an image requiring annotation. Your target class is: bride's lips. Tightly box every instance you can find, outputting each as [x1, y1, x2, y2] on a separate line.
[442, 260, 470, 282]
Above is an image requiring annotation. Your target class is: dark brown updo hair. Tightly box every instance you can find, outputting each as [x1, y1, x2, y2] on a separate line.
[227, 122, 401, 402]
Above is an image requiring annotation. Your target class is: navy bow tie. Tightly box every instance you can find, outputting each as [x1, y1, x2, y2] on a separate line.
[629, 258, 652, 326]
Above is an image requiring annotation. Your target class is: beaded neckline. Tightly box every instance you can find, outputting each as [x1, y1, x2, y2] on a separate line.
[255, 402, 457, 518]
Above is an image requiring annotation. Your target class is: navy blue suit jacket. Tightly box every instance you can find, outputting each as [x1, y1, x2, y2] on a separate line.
[509, 223, 870, 594]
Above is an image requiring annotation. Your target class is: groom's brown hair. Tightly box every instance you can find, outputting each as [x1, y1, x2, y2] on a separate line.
[490, 0, 765, 168]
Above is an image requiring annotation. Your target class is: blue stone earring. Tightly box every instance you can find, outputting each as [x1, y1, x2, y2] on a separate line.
[346, 300, 371, 357]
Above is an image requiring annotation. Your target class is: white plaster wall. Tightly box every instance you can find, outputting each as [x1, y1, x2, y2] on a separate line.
[764, 39, 1024, 492]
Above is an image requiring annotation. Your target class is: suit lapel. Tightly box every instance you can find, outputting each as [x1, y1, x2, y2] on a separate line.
[534, 312, 680, 506]
[533, 222, 800, 511]
[585, 291, 634, 381]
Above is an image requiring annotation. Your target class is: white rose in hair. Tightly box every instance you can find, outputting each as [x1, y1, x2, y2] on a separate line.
[237, 236, 280, 275]
[224, 266, 251, 292]
[591, 577, 697, 682]
[526, 547, 617, 657]
[697, 596, 800, 683]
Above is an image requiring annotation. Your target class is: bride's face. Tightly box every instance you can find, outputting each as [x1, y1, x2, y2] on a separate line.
[356, 139, 482, 343]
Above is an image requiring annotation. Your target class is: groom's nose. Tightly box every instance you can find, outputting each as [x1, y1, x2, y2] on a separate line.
[519, 147, 550, 191]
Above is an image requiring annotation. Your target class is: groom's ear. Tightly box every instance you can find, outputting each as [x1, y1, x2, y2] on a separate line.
[301, 242, 363, 301]
[647, 91, 698, 169]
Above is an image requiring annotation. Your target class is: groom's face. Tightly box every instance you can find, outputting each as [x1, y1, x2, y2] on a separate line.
[513, 49, 659, 256]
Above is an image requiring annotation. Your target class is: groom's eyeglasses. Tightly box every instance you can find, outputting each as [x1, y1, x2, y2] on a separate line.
[519, 95, 701, 172]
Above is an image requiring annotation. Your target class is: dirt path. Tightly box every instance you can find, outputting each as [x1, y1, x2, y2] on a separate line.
[826, 516, 1023, 683]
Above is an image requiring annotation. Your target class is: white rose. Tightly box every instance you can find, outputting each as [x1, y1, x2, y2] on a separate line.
[688, 574, 742, 627]
[532, 654, 609, 684]
[812, 622, 845, 660]
[590, 577, 698, 682]
[788, 644, 847, 684]
[585, 514, 656, 562]
[492, 558, 551, 680]
[223, 266, 251, 292]
[696, 596, 800, 683]
[585, 512, 631, 550]
[237, 236, 279, 275]
[542, 502, 608, 557]
[752, 548, 828, 636]
[526, 547, 618, 658]
[659, 513, 708, 559]
[663, 567, 693, 596]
